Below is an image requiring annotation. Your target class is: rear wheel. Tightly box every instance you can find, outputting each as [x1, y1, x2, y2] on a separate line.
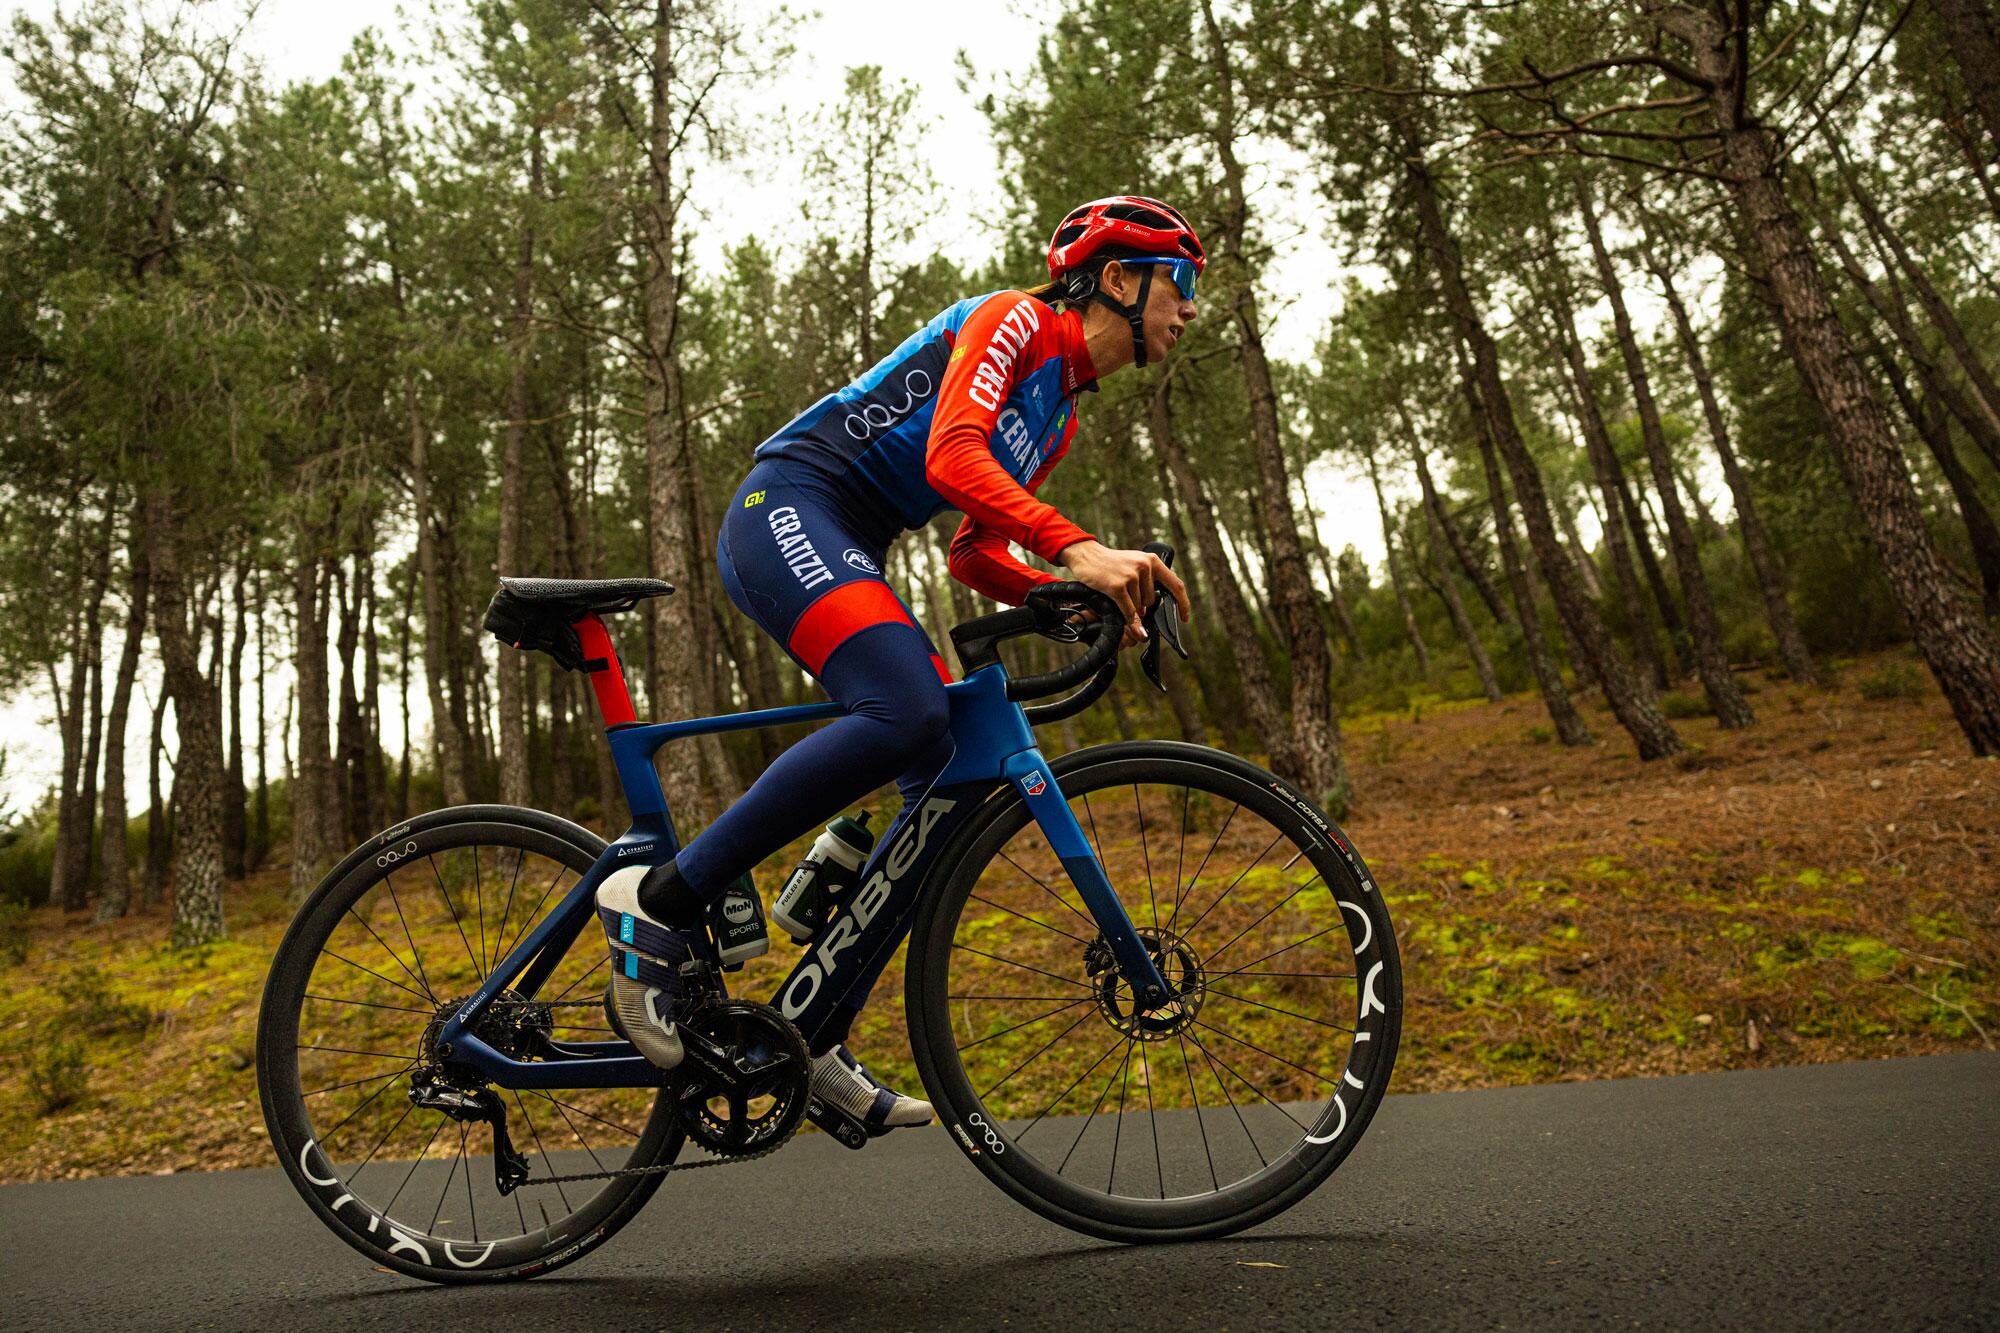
[906, 742, 1400, 1243]
[256, 806, 680, 1283]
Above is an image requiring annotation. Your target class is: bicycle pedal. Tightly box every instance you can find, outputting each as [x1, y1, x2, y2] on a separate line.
[805, 1094, 870, 1150]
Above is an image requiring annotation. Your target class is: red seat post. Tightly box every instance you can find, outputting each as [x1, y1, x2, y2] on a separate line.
[571, 613, 638, 728]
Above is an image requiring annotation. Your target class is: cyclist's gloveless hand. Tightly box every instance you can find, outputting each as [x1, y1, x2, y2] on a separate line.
[1056, 539, 1192, 648]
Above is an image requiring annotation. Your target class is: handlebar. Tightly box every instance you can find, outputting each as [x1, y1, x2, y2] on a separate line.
[946, 542, 1182, 728]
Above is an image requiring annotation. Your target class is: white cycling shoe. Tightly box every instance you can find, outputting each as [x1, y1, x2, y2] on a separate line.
[596, 866, 691, 1070]
[811, 1045, 934, 1130]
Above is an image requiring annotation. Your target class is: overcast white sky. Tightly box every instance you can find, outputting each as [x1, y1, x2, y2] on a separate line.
[0, 0, 1393, 810]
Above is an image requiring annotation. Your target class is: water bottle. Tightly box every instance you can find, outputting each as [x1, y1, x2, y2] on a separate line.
[772, 812, 874, 945]
[708, 872, 769, 969]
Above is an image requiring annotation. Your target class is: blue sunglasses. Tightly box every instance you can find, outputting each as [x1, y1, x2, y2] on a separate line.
[1121, 256, 1199, 301]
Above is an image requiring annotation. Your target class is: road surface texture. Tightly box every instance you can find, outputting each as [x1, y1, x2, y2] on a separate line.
[4, 1052, 1995, 1329]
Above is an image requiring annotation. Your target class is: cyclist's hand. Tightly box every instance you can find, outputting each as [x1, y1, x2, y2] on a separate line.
[1057, 540, 1192, 648]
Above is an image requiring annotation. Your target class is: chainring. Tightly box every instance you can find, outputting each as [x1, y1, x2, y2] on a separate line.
[669, 998, 810, 1158]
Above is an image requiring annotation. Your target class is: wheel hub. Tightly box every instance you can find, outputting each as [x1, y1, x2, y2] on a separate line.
[1085, 927, 1206, 1041]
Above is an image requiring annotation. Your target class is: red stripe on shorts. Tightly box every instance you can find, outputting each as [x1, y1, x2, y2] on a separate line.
[788, 580, 917, 675]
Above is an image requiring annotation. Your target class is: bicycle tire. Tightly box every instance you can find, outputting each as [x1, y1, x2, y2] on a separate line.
[256, 805, 681, 1284]
[905, 741, 1400, 1243]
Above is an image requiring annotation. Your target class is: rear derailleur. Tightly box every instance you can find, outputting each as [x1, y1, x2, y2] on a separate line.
[408, 1076, 532, 1196]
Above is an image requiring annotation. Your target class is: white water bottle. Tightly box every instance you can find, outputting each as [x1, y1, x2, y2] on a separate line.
[772, 813, 874, 945]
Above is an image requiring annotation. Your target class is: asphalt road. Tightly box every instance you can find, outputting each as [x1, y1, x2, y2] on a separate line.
[4, 1052, 1995, 1330]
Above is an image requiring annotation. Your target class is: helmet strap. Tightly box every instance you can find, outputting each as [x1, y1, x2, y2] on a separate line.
[1088, 264, 1156, 369]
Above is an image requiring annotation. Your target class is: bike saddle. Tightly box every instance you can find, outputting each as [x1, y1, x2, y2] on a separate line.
[496, 576, 674, 614]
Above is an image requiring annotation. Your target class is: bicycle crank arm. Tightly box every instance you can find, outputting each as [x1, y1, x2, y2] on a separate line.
[805, 1094, 871, 1150]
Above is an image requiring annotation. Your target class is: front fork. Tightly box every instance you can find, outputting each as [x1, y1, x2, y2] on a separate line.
[1003, 752, 1176, 1009]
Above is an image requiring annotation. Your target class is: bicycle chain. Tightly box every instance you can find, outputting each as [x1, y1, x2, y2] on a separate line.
[486, 998, 800, 1190]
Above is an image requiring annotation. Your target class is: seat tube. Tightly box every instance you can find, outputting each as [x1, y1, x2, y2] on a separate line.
[571, 613, 637, 728]
[1002, 752, 1173, 1007]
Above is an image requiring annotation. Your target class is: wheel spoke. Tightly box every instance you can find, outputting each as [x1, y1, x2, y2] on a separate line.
[534, 1091, 610, 1174]
[321, 949, 433, 1006]
[298, 1042, 418, 1061]
[1166, 802, 1237, 934]
[976, 1006, 1099, 1102]
[511, 1091, 572, 1212]
[1191, 1016, 1344, 1090]
[968, 891, 1091, 945]
[381, 868, 438, 1002]
[532, 1091, 643, 1140]
[1139, 1039, 1163, 1200]
[951, 942, 1093, 992]
[1176, 1032, 1220, 1193]
[491, 848, 528, 975]
[1180, 1027, 1310, 1133]
[472, 848, 489, 976]
[1015, 1030, 1128, 1143]
[1177, 830, 1286, 937]
[430, 1124, 465, 1234]
[383, 1116, 448, 1217]
[305, 991, 434, 1016]
[1205, 985, 1355, 1033]
[305, 1062, 416, 1099]
[955, 997, 1092, 1053]
[348, 1096, 418, 1182]
[429, 853, 485, 980]
[343, 906, 434, 1002]
[1057, 1039, 1132, 1176]
[318, 1069, 410, 1148]
[498, 863, 571, 967]
[996, 850, 1095, 929]
[1203, 868, 1323, 969]
[1208, 923, 1349, 983]
[1134, 783, 1158, 930]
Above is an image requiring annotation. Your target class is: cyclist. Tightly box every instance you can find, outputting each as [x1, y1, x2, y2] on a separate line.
[599, 196, 1200, 1131]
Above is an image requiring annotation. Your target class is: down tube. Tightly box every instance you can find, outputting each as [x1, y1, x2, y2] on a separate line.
[767, 780, 997, 1049]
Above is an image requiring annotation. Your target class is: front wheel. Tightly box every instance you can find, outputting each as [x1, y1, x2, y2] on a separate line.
[906, 742, 1400, 1244]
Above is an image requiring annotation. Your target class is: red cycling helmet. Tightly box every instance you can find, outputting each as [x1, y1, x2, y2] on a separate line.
[1046, 195, 1206, 279]
[1045, 196, 1204, 368]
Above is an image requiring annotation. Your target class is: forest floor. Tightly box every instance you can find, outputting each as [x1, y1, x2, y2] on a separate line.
[0, 646, 1993, 1183]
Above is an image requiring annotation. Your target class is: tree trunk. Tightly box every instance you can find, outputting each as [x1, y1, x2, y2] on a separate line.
[1297, 480, 1364, 651]
[96, 530, 150, 921]
[1647, 247, 1818, 682]
[1201, 0, 1347, 808]
[1403, 122, 1674, 754]
[219, 548, 244, 872]
[143, 690, 170, 912]
[640, 0, 715, 827]
[1423, 501, 1503, 701]
[1578, 186, 1752, 728]
[1818, 207, 2000, 476]
[1405, 408, 1511, 627]
[1610, 449, 1688, 675]
[410, 384, 472, 806]
[146, 491, 223, 947]
[1554, 493, 1605, 600]
[1871, 331, 2000, 614]
[1656, 0, 2000, 754]
[335, 554, 368, 846]
[1154, 387, 1299, 776]
[70, 543, 109, 908]
[497, 135, 540, 812]
[1363, 443, 1433, 679]
[1463, 356, 1593, 745]
[252, 565, 270, 869]
[1541, 272, 1671, 692]
[290, 547, 335, 902]
[1933, 0, 2000, 156]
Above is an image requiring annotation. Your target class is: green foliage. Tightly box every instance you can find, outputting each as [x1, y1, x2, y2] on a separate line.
[0, 819, 55, 909]
[1857, 662, 1928, 701]
[1660, 691, 1713, 719]
[57, 964, 151, 1038]
[27, 1039, 88, 1116]
[0, 900, 28, 966]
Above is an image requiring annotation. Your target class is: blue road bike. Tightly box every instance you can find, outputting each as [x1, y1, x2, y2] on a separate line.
[257, 547, 1401, 1283]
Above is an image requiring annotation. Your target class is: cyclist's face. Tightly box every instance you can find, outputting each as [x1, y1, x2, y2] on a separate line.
[1102, 260, 1198, 364]
[1139, 265, 1198, 362]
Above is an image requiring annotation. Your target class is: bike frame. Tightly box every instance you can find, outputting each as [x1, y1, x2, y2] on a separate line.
[437, 612, 1171, 1090]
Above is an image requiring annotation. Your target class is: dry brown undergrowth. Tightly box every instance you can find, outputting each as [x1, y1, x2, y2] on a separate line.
[0, 649, 1993, 1183]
